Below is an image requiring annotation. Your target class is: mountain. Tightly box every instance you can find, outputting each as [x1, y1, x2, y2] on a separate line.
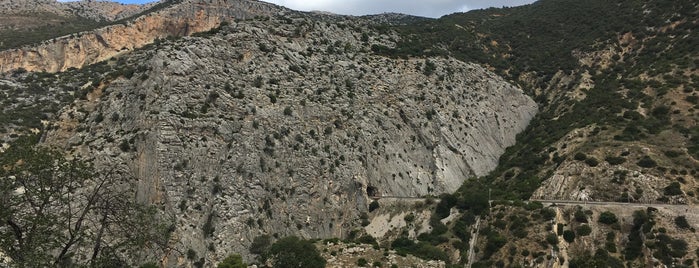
[377, 0, 698, 266]
[0, 0, 158, 50]
[0, 0, 697, 267]
[0, 0, 536, 267]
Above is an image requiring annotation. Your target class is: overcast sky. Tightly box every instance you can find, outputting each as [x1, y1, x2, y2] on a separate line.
[263, 0, 536, 18]
[59, 0, 537, 18]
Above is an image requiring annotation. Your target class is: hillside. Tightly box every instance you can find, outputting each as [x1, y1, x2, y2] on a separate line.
[0, 0, 536, 267]
[370, 0, 698, 267]
[385, 0, 699, 202]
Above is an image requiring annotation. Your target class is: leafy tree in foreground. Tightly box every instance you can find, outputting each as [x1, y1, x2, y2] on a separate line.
[0, 136, 169, 267]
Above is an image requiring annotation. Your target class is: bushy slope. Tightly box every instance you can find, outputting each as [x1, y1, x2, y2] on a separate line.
[381, 0, 699, 201]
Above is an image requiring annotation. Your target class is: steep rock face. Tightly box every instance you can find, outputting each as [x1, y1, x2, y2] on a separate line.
[0, 0, 281, 73]
[43, 12, 536, 266]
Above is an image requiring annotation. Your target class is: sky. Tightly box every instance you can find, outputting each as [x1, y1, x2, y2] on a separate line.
[263, 0, 537, 18]
[59, 0, 537, 18]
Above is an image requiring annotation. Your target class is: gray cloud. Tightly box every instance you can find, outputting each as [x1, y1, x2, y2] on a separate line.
[263, 0, 536, 18]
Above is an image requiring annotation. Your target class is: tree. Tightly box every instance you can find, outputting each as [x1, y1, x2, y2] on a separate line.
[574, 209, 588, 223]
[576, 225, 592, 236]
[0, 136, 168, 267]
[563, 230, 576, 243]
[598, 211, 618, 225]
[217, 254, 246, 268]
[674, 216, 691, 229]
[663, 182, 682, 196]
[369, 200, 380, 212]
[546, 233, 558, 245]
[249, 234, 272, 264]
[269, 236, 325, 268]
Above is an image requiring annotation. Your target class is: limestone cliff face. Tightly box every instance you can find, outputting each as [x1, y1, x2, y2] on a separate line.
[0, 0, 281, 73]
[43, 12, 536, 265]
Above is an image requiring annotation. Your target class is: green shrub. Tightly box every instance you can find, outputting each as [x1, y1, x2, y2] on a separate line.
[563, 230, 575, 243]
[636, 156, 657, 168]
[574, 209, 588, 223]
[369, 200, 380, 212]
[584, 157, 599, 167]
[604, 156, 626, 165]
[250, 234, 271, 256]
[186, 249, 197, 260]
[664, 182, 683, 196]
[546, 233, 558, 245]
[269, 236, 325, 268]
[574, 152, 587, 161]
[541, 208, 556, 221]
[203, 213, 215, 237]
[404, 213, 415, 222]
[357, 258, 368, 267]
[356, 235, 378, 246]
[675, 216, 691, 229]
[576, 225, 592, 236]
[391, 237, 449, 262]
[598, 211, 618, 225]
[217, 254, 246, 268]
[119, 140, 130, 152]
[663, 150, 683, 158]
[483, 229, 507, 259]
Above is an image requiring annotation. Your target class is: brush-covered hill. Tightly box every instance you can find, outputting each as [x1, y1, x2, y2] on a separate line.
[386, 0, 699, 203]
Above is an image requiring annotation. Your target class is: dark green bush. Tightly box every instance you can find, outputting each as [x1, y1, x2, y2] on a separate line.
[576, 225, 592, 236]
[598, 211, 618, 225]
[546, 233, 558, 245]
[604, 156, 626, 165]
[369, 200, 380, 212]
[269, 236, 325, 268]
[636, 156, 657, 168]
[563, 230, 575, 243]
[584, 157, 599, 167]
[357, 258, 368, 267]
[664, 182, 683, 196]
[391, 237, 449, 262]
[574, 209, 588, 223]
[541, 208, 556, 221]
[217, 254, 246, 268]
[675, 216, 691, 229]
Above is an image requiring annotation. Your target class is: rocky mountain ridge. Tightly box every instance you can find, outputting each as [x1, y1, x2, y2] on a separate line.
[0, 0, 152, 22]
[0, 0, 284, 73]
[9, 5, 537, 266]
[5, 0, 696, 267]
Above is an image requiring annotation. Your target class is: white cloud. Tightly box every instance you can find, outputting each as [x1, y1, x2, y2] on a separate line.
[262, 0, 536, 18]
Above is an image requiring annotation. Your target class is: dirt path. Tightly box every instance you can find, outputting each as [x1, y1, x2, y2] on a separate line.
[466, 216, 481, 268]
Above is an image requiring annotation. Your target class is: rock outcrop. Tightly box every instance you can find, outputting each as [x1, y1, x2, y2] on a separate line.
[42, 10, 536, 265]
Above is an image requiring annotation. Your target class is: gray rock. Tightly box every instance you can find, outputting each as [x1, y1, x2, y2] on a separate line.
[42, 10, 536, 266]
